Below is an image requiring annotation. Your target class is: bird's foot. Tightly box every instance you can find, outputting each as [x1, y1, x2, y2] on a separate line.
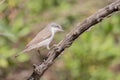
[46, 44, 58, 57]
[37, 50, 41, 54]
[50, 44, 58, 50]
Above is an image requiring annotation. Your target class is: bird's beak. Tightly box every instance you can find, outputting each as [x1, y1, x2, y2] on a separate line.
[59, 25, 64, 32]
[59, 28, 64, 32]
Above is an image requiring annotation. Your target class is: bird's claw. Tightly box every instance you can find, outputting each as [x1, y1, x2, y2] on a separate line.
[50, 44, 57, 50]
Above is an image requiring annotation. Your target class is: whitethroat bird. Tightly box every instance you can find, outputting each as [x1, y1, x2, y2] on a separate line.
[15, 22, 64, 57]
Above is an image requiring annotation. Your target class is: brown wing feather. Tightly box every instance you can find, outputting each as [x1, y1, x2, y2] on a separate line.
[25, 27, 51, 48]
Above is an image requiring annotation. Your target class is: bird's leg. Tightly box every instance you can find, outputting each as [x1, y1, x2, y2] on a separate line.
[37, 50, 45, 61]
[50, 44, 57, 50]
[47, 44, 50, 50]
[44, 44, 52, 61]
[37, 50, 41, 56]
[31, 50, 42, 68]
[46, 44, 58, 58]
[37, 49, 48, 61]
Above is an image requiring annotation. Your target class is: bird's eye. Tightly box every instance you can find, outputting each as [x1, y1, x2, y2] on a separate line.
[53, 25, 58, 28]
[56, 25, 59, 28]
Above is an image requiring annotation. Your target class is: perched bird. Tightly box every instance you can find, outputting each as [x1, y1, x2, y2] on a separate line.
[15, 22, 64, 57]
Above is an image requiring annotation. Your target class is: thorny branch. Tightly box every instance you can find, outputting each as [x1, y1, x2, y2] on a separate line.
[28, 0, 120, 80]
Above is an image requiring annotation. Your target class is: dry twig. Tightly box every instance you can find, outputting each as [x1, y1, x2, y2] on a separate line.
[28, 0, 120, 80]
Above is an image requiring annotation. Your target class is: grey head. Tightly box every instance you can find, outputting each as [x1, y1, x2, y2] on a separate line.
[47, 22, 64, 32]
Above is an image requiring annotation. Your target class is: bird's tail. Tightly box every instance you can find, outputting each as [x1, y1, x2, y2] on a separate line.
[14, 45, 37, 58]
[14, 49, 28, 58]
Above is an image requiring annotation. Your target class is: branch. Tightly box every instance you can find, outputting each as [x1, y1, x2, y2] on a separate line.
[28, 0, 120, 80]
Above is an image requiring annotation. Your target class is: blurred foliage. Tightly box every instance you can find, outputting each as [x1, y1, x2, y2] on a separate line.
[0, 0, 120, 80]
[63, 14, 120, 80]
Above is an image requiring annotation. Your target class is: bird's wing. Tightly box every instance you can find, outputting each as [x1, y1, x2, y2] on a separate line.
[25, 28, 52, 49]
[14, 27, 52, 57]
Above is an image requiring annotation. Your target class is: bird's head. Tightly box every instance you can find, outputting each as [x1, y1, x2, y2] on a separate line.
[49, 22, 64, 33]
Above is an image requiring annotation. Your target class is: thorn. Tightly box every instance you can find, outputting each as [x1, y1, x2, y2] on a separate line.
[43, 56, 48, 62]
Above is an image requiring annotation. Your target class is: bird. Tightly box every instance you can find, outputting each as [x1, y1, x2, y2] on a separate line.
[15, 22, 64, 57]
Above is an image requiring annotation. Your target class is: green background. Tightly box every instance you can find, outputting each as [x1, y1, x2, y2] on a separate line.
[0, 0, 120, 80]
